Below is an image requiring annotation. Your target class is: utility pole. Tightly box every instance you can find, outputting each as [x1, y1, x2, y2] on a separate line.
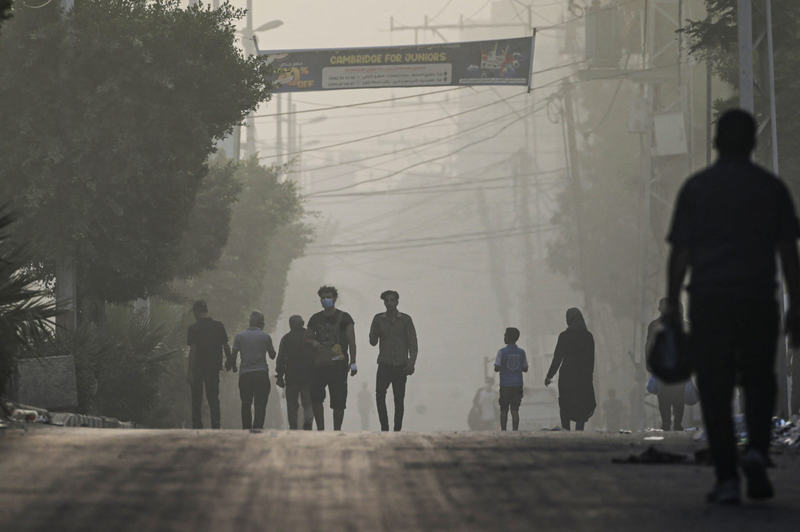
[276, 95, 283, 165]
[574, 1, 691, 429]
[737, 0, 787, 417]
[561, 82, 602, 406]
[287, 93, 294, 163]
[244, 0, 256, 157]
[55, 0, 77, 333]
[561, 83, 593, 323]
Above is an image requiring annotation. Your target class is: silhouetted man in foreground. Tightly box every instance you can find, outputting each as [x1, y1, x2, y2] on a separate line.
[369, 290, 418, 432]
[187, 300, 231, 429]
[666, 109, 800, 504]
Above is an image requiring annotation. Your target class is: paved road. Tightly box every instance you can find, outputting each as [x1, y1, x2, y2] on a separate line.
[0, 428, 798, 532]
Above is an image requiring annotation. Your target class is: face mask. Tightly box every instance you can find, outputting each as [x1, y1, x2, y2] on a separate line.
[321, 298, 334, 309]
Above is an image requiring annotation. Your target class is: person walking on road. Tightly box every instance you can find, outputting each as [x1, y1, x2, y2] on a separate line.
[369, 290, 418, 432]
[276, 315, 315, 430]
[358, 383, 372, 430]
[646, 298, 689, 431]
[186, 300, 231, 429]
[494, 327, 528, 431]
[666, 109, 800, 504]
[545, 308, 596, 431]
[306, 285, 357, 431]
[229, 311, 276, 430]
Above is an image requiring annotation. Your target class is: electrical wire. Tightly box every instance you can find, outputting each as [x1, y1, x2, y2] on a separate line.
[309, 169, 565, 198]
[465, 0, 493, 22]
[300, 100, 542, 178]
[305, 224, 555, 256]
[259, 91, 529, 161]
[538, 0, 643, 31]
[262, 59, 682, 167]
[305, 98, 550, 197]
[253, 87, 469, 118]
[429, 0, 453, 23]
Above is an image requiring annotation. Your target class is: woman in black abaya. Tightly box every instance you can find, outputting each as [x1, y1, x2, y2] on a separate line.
[545, 308, 596, 431]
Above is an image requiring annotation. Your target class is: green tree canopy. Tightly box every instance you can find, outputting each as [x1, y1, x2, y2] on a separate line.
[0, 0, 270, 306]
[683, 1, 800, 190]
[176, 156, 312, 334]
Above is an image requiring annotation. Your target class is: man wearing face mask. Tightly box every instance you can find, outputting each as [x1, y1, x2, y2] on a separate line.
[306, 285, 357, 431]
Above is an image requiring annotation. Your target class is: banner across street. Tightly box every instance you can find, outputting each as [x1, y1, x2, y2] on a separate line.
[259, 36, 536, 93]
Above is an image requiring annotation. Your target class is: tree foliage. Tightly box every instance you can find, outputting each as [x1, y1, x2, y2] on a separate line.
[30, 302, 184, 424]
[683, 1, 800, 192]
[546, 81, 644, 321]
[0, 0, 270, 305]
[0, 209, 62, 398]
[176, 156, 312, 334]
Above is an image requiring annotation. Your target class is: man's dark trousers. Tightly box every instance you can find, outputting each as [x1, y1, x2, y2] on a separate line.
[191, 369, 221, 429]
[658, 383, 685, 431]
[239, 370, 270, 430]
[691, 296, 778, 482]
[376, 362, 407, 431]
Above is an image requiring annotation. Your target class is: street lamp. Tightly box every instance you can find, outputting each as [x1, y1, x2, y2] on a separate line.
[241, 14, 284, 158]
[255, 20, 283, 33]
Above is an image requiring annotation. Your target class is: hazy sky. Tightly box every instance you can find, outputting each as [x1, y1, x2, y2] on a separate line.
[235, 0, 532, 49]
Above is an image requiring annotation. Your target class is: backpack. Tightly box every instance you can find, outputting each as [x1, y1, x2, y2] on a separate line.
[312, 310, 346, 368]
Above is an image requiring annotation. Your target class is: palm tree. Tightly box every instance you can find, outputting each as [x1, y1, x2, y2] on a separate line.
[0, 207, 62, 406]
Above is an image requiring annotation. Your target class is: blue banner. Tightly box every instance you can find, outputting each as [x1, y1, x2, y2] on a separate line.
[259, 36, 535, 93]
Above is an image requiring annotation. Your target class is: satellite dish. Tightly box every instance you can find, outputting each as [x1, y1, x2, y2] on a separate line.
[255, 20, 283, 32]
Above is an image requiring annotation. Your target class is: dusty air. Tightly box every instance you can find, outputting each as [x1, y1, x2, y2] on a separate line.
[1, 1, 799, 531]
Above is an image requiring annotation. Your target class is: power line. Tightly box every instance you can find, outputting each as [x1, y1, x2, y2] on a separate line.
[306, 224, 555, 256]
[259, 91, 529, 162]
[538, 0, 643, 31]
[263, 59, 680, 165]
[290, 58, 590, 181]
[305, 98, 550, 197]
[258, 58, 588, 121]
[465, 0, 492, 22]
[301, 101, 540, 178]
[252, 87, 469, 118]
[429, 0, 453, 22]
[309, 168, 565, 198]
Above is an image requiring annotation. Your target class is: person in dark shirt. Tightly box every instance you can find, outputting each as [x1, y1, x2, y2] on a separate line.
[666, 109, 800, 504]
[305, 285, 357, 431]
[276, 315, 315, 430]
[369, 290, 418, 432]
[186, 300, 231, 429]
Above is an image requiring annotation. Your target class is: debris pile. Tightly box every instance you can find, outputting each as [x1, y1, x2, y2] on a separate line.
[1, 400, 137, 429]
[612, 446, 688, 464]
[772, 417, 800, 449]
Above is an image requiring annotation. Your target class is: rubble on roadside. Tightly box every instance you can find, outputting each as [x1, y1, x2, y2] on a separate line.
[772, 417, 800, 449]
[612, 446, 688, 464]
[1, 400, 137, 429]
